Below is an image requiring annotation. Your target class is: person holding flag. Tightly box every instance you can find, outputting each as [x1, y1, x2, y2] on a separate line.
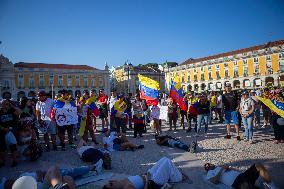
[54, 90, 77, 151]
[185, 91, 199, 133]
[111, 93, 128, 134]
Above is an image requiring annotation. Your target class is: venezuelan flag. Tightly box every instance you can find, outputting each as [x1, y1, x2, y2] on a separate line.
[111, 100, 128, 117]
[257, 97, 284, 118]
[54, 98, 76, 108]
[86, 96, 100, 117]
[170, 76, 187, 111]
[138, 74, 160, 106]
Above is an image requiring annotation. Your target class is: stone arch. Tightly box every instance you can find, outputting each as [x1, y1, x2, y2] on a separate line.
[2, 92, 11, 100]
[233, 80, 240, 89]
[216, 82, 222, 90]
[253, 78, 262, 88]
[75, 90, 81, 97]
[17, 91, 26, 100]
[243, 79, 251, 88]
[265, 77, 274, 87]
[187, 85, 192, 91]
[194, 84, 199, 91]
[28, 91, 36, 98]
[201, 83, 206, 90]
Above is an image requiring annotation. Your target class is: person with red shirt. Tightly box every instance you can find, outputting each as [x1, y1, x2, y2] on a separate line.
[98, 89, 109, 130]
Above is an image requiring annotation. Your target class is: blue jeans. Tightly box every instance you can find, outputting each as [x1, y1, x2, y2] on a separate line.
[168, 139, 189, 151]
[197, 114, 209, 133]
[61, 166, 90, 179]
[242, 115, 253, 140]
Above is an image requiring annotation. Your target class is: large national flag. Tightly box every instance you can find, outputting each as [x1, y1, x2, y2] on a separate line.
[257, 96, 284, 118]
[170, 76, 187, 111]
[138, 74, 160, 106]
[86, 96, 100, 117]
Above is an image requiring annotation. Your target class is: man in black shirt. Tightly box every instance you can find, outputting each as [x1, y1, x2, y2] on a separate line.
[222, 83, 240, 140]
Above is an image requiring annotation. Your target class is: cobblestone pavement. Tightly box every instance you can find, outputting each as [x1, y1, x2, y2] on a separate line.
[0, 118, 283, 188]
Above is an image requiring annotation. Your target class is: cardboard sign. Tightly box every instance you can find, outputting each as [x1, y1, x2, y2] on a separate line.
[55, 106, 78, 126]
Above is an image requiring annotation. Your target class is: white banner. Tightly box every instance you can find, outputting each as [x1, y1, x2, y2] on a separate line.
[159, 106, 168, 120]
[55, 106, 78, 126]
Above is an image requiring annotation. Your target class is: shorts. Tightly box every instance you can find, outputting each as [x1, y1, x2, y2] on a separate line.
[113, 143, 122, 151]
[232, 164, 259, 189]
[38, 120, 57, 135]
[99, 107, 108, 119]
[58, 124, 74, 134]
[82, 148, 104, 163]
[224, 110, 239, 125]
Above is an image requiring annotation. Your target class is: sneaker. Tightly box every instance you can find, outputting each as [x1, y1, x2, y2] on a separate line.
[243, 139, 248, 142]
[249, 140, 254, 144]
[224, 135, 231, 139]
[236, 136, 241, 141]
[45, 145, 50, 152]
[137, 145, 144, 149]
[190, 141, 197, 153]
[273, 140, 280, 144]
[69, 143, 77, 149]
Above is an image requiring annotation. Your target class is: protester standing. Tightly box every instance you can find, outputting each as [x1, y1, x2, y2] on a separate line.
[98, 89, 109, 130]
[132, 94, 146, 138]
[239, 90, 255, 143]
[196, 94, 210, 134]
[222, 83, 241, 140]
[108, 89, 118, 132]
[167, 97, 178, 131]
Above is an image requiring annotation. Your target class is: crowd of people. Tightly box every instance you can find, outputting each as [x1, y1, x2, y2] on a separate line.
[0, 83, 283, 189]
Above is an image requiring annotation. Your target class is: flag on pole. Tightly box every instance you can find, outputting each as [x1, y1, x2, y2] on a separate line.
[86, 96, 100, 117]
[138, 74, 160, 106]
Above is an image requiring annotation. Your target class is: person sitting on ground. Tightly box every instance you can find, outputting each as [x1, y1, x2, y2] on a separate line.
[102, 157, 183, 189]
[77, 138, 111, 170]
[204, 162, 278, 189]
[5, 163, 102, 189]
[154, 134, 197, 153]
[102, 129, 144, 151]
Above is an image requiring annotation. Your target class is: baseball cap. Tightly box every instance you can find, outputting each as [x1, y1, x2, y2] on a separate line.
[12, 176, 37, 189]
[225, 83, 231, 87]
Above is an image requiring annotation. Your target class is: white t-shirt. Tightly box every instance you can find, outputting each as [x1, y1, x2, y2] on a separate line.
[206, 167, 241, 186]
[36, 98, 55, 121]
[103, 132, 117, 152]
[240, 98, 255, 115]
[77, 146, 95, 157]
[150, 105, 160, 120]
[216, 95, 223, 109]
[108, 96, 118, 111]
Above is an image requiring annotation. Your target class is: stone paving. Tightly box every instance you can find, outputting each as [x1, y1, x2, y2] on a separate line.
[0, 119, 283, 188]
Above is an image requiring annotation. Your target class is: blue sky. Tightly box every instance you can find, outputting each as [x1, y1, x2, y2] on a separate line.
[0, 0, 284, 69]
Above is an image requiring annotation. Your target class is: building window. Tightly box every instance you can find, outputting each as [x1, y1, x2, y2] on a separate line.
[58, 74, 63, 88]
[194, 75, 197, 82]
[39, 73, 45, 88]
[253, 57, 259, 63]
[18, 74, 24, 88]
[234, 62, 239, 77]
[209, 72, 212, 80]
[91, 78, 96, 87]
[29, 75, 34, 88]
[201, 74, 204, 81]
[279, 53, 284, 59]
[208, 66, 211, 71]
[244, 67, 248, 77]
[67, 75, 72, 88]
[266, 55, 271, 61]
[3, 80, 9, 89]
[279, 60, 284, 72]
[76, 75, 80, 87]
[83, 75, 88, 87]
[49, 73, 54, 86]
[254, 60, 259, 75]
[266, 59, 273, 75]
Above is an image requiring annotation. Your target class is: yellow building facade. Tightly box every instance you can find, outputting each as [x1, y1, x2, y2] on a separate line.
[165, 40, 284, 92]
[13, 62, 110, 99]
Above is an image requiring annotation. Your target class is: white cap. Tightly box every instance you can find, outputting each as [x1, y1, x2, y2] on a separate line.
[12, 176, 37, 189]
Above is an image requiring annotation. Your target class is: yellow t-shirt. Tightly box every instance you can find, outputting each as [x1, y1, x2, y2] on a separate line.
[211, 96, 217, 107]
